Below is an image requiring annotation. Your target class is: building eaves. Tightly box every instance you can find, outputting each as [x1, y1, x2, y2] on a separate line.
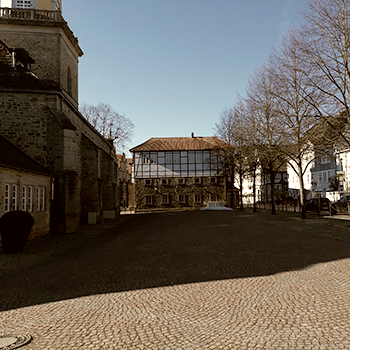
[130, 136, 227, 153]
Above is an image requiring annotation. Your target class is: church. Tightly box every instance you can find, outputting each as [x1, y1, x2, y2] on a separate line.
[0, 0, 120, 236]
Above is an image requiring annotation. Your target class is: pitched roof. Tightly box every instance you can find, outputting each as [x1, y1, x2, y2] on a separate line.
[130, 136, 227, 152]
[0, 135, 53, 177]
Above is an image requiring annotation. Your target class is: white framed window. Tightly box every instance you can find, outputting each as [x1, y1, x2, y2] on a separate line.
[177, 178, 185, 185]
[194, 177, 201, 185]
[210, 177, 217, 184]
[5, 184, 10, 212]
[162, 195, 169, 204]
[178, 195, 185, 203]
[145, 179, 152, 186]
[194, 194, 201, 203]
[22, 186, 27, 211]
[41, 187, 45, 211]
[145, 195, 152, 205]
[28, 186, 33, 212]
[36, 187, 40, 212]
[12, 184, 18, 211]
[211, 195, 217, 201]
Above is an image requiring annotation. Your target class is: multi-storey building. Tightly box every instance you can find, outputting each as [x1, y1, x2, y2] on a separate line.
[0, 1, 120, 234]
[130, 135, 227, 212]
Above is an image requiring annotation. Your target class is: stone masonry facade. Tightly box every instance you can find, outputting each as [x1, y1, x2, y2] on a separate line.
[135, 176, 226, 212]
[0, 8, 120, 234]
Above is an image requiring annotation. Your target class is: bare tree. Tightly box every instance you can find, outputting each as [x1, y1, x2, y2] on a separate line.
[80, 103, 134, 152]
[214, 107, 238, 208]
[267, 28, 326, 219]
[245, 64, 287, 215]
[299, 0, 350, 138]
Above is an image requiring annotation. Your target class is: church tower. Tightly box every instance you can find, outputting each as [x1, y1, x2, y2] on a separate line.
[0, 0, 82, 107]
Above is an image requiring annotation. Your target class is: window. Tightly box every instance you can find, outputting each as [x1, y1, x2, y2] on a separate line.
[150, 153, 157, 163]
[210, 177, 217, 184]
[188, 152, 195, 163]
[22, 186, 27, 211]
[196, 152, 202, 163]
[194, 194, 201, 203]
[166, 153, 172, 164]
[28, 186, 33, 212]
[211, 195, 217, 201]
[203, 152, 210, 163]
[143, 154, 151, 164]
[145, 179, 152, 186]
[12, 185, 18, 211]
[194, 177, 201, 185]
[321, 154, 330, 164]
[323, 171, 328, 182]
[5, 184, 10, 212]
[177, 178, 185, 185]
[145, 196, 152, 205]
[178, 195, 185, 203]
[173, 153, 180, 164]
[162, 195, 169, 204]
[36, 187, 40, 212]
[16, 0, 32, 8]
[161, 179, 169, 185]
[41, 187, 45, 211]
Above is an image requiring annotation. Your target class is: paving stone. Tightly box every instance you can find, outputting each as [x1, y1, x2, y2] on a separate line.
[0, 210, 349, 349]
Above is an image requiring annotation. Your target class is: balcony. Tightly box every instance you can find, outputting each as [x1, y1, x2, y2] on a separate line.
[0, 7, 62, 21]
[0, 7, 83, 56]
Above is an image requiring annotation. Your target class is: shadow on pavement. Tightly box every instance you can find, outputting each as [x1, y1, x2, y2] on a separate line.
[0, 210, 350, 311]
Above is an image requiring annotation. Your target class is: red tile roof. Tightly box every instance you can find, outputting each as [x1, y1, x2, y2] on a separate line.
[130, 137, 227, 152]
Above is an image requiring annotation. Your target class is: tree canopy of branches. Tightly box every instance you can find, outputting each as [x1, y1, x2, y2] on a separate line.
[214, 0, 349, 218]
[80, 103, 134, 153]
[300, 0, 350, 117]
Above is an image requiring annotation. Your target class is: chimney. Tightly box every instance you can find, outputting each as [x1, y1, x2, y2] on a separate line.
[191, 132, 194, 138]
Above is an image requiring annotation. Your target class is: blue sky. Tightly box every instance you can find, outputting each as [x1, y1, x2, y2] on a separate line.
[63, 0, 305, 153]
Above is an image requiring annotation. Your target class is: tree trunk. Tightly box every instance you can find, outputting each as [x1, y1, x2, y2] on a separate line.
[253, 167, 257, 212]
[271, 171, 276, 215]
[298, 168, 307, 219]
[239, 181, 244, 210]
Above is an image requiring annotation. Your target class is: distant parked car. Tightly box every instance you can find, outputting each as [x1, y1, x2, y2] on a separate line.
[331, 195, 350, 213]
[306, 197, 331, 212]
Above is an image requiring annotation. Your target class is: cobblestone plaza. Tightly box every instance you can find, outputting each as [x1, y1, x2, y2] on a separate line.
[0, 210, 350, 349]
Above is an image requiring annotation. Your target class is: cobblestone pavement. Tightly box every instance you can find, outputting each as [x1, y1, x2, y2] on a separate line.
[0, 210, 350, 349]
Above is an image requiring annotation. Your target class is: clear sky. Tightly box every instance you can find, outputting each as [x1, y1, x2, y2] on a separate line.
[63, 0, 305, 154]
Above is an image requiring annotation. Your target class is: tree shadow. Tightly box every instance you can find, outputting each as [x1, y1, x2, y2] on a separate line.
[0, 210, 350, 312]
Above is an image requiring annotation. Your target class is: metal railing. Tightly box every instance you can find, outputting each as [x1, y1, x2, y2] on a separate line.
[0, 7, 62, 22]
